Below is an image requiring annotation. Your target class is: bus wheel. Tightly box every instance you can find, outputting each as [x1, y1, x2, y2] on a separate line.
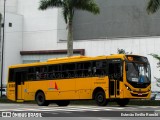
[116, 98, 129, 107]
[95, 91, 108, 106]
[56, 100, 70, 106]
[35, 91, 49, 106]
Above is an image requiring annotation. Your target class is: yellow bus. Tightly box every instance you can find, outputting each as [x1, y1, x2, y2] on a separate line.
[7, 54, 151, 106]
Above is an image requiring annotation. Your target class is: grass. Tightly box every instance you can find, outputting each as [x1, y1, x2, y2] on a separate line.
[0, 97, 160, 106]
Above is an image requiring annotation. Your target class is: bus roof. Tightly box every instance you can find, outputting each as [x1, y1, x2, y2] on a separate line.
[8, 54, 130, 68]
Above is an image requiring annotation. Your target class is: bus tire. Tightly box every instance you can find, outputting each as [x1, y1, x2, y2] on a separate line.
[35, 91, 49, 106]
[116, 98, 129, 107]
[95, 91, 108, 106]
[56, 100, 70, 106]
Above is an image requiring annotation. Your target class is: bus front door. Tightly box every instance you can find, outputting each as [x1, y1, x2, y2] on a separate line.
[108, 59, 122, 98]
[15, 71, 26, 101]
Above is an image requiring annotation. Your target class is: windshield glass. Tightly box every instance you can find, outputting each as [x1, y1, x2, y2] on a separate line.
[127, 62, 151, 84]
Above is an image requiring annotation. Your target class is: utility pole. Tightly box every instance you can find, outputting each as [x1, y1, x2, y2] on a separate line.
[0, 13, 1, 35]
[1, 0, 6, 98]
[0, 13, 2, 92]
[0, 14, 2, 50]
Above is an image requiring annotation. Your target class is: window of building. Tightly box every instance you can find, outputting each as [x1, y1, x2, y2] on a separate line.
[9, 23, 12, 27]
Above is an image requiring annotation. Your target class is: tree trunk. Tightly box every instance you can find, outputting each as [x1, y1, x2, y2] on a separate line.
[0, 13, 1, 87]
[67, 21, 73, 57]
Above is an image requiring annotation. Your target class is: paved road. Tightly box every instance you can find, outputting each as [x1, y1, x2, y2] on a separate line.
[0, 103, 159, 119]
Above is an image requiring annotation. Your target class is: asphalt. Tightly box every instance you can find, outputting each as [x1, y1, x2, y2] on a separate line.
[0, 103, 160, 119]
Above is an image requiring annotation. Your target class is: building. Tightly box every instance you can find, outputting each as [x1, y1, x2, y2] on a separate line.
[0, 0, 160, 91]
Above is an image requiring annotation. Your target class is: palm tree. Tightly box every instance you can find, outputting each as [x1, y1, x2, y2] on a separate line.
[39, 0, 100, 56]
[147, 0, 160, 14]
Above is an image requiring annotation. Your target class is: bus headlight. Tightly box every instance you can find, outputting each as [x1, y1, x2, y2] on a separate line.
[125, 84, 132, 91]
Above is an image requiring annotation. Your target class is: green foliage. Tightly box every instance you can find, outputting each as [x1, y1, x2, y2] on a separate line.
[39, 0, 100, 24]
[147, 0, 160, 14]
[39, 0, 100, 56]
[117, 48, 126, 54]
[149, 53, 160, 87]
[149, 53, 160, 60]
[117, 48, 132, 54]
[149, 53, 160, 70]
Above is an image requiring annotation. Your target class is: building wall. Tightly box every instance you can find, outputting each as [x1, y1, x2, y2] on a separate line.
[57, 37, 160, 91]
[57, 9, 68, 42]
[17, 0, 64, 51]
[73, 0, 160, 40]
[0, 0, 22, 86]
[0, 0, 18, 13]
[2, 13, 23, 85]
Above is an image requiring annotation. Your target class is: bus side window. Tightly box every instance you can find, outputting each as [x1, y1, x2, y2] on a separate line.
[108, 61, 122, 80]
[92, 61, 96, 76]
[67, 63, 76, 78]
[61, 64, 68, 78]
[48, 66, 53, 79]
[34, 66, 48, 80]
[96, 61, 106, 76]
[76, 62, 84, 77]
[40, 66, 48, 80]
[83, 62, 92, 76]
[48, 65, 59, 79]
[92, 60, 107, 76]
[35, 67, 40, 80]
[28, 67, 36, 80]
[55, 65, 61, 79]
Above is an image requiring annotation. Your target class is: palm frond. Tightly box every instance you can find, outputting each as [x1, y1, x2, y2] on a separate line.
[147, 0, 160, 14]
[39, 0, 64, 10]
[74, 0, 100, 15]
[38, 0, 100, 56]
[149, 53, 160, 60]
[62, 7, 69, 24]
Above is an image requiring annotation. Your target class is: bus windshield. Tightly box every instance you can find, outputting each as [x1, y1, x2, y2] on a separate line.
[126, 62, 151, 84]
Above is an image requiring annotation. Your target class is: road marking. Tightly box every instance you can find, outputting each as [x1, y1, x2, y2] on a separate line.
[98, 118, 112, 120]
[0, 105, 159, 112]
[0, 106, 113, 112]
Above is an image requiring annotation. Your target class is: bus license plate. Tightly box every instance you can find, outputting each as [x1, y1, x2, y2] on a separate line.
[138, 93, 142, 95]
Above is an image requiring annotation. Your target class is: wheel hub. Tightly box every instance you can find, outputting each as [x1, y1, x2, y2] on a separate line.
[98, 95, 104, 102]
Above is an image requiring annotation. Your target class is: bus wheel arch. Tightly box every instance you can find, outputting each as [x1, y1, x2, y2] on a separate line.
[92, 87, 108, 106]
[35, 90, 49, 106]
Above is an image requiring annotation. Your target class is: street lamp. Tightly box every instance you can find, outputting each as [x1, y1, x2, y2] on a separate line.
[1, 0, 6, 98]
